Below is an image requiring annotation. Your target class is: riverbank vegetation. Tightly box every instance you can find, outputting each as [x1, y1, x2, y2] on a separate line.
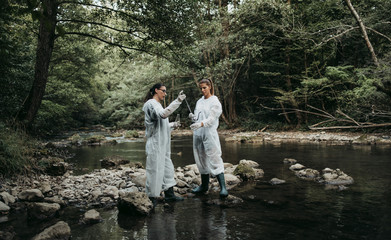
[1, 0, 391, 174]
[0, 124, 37, 176]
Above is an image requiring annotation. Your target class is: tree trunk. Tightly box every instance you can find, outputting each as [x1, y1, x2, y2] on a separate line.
[285, 40, 302, 127]
[344, 0, 379, 67]
[219, 0, 237, 126]
[18, 0, 58, 127]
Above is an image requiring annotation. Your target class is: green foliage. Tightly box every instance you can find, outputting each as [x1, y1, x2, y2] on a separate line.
[2, 0, 391, 134]
[32, 34, 105, 134]
[0, 123, 36, 176]
[96, 51, 189, 129]
[33, 100, 68, 135]
[297, 65, 389, 122]
[0, 1, 36, 120]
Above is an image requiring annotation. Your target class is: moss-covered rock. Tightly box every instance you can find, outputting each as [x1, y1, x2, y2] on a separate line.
[233, 163, 255, 181]
[125, 130, 139, 138]
[38, 157, 68, 176]
[68, 133, 82, 145]
[86, 135, 105, 144]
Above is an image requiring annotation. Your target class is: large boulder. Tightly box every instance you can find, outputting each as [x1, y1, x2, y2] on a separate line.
[44, 196, 67, 207]
[100, 155, 130, 169]
[0, 192, 15, 205]
[81, 209, 102, 224]
[103, 186, 119, 199]
[239, 159, 259, 168]
[39, 157, 68, 176]
[40, 182, 53, 197]
[132, 175, 146, 188]
[27, 202, 61, 220]
[289, 163, 305, 171]
[233, 163, 255, 181]
[253, 168, 265, 179]
[295, 168, 320, 180]
[0, 201, 10, 213]
[321, 168, 354, 185]
[224, 173, 241, 187]
[31, 221, 71, 240]
[18, 189, 44, 202]
[117, 192, 153, 216]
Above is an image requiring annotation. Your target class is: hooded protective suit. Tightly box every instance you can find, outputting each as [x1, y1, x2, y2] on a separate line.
[192, 95, 224, 176]
[142, 98, 181, 197]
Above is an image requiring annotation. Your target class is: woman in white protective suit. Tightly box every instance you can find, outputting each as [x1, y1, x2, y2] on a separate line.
[189, 79, 228, 198]
[143, 83, 186, 206]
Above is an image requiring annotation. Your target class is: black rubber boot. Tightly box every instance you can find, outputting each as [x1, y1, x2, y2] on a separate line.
[216, 173, 228, 198]
[191, 174, 209, 194]
[164, 187, 184, 202]
[149, 197, 157, 208]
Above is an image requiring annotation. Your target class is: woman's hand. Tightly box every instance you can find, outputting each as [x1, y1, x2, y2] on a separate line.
[177, 90, 186, 102]
[190, 122, 202, 131]
[170, 121, 181, 129]
[189, 113, 197, 122]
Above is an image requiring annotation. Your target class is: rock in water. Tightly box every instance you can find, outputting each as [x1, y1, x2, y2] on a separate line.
[117, 192, 153, 216]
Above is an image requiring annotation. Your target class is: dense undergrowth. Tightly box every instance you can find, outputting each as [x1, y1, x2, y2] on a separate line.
[0, 123, 37, 177]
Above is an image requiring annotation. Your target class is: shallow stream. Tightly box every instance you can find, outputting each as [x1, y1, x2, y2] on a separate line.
[5, 136, 391, 239]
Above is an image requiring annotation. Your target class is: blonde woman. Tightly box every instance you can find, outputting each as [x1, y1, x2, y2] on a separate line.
[190, 79, 228, 198]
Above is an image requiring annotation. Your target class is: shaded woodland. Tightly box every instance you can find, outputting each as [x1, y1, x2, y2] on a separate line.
[1, 0, 391, 134]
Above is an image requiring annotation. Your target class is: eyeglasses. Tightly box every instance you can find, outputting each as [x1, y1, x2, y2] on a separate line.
[158, 89, 166, 93]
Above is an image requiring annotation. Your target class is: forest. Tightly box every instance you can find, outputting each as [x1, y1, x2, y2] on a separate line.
[1, 0, 391, 173]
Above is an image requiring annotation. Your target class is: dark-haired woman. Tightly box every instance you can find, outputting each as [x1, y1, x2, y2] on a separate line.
[143, 83, 186, 206]
[189, 79, 228, 198]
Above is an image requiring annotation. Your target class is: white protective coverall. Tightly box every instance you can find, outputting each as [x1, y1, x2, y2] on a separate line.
[193, 95, 224, 176]
[143, 98, 181, 197]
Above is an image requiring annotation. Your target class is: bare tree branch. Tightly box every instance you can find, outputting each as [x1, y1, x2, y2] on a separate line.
[261, 103, 391, 130]
[336, 109, 360, 126]
[366, 27, 391, 43]
[345, 0, 379, 67]
[59, 1, 137, 18]
[307, 105, 334, 118]
[64, 31, 147, 55]
[59, 19, 131, 34]
[318, 27, 358, 46]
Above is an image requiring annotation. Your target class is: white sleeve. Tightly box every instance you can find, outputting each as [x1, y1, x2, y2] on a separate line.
[203, 99, 222, 127]
[157, 98, 182, 119]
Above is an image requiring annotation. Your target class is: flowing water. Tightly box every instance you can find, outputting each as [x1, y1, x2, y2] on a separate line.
[4, 135, 391, 239]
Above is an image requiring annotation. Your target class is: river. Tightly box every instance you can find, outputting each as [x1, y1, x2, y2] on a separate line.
[5, 135, 391, 239]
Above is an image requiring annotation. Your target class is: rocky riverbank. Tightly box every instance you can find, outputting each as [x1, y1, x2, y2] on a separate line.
[0, 154, 355, 239]
[0, 159, 262, 239]
[45, 126, 391, 148]
[0, 129, 369, 239]
[220, 130, 391, 145]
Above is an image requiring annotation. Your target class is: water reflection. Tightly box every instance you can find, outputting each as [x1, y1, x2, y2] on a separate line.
[47, 136, 391, 239]
[178, 199, 227, 240]
[147, 205, 177, 240]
